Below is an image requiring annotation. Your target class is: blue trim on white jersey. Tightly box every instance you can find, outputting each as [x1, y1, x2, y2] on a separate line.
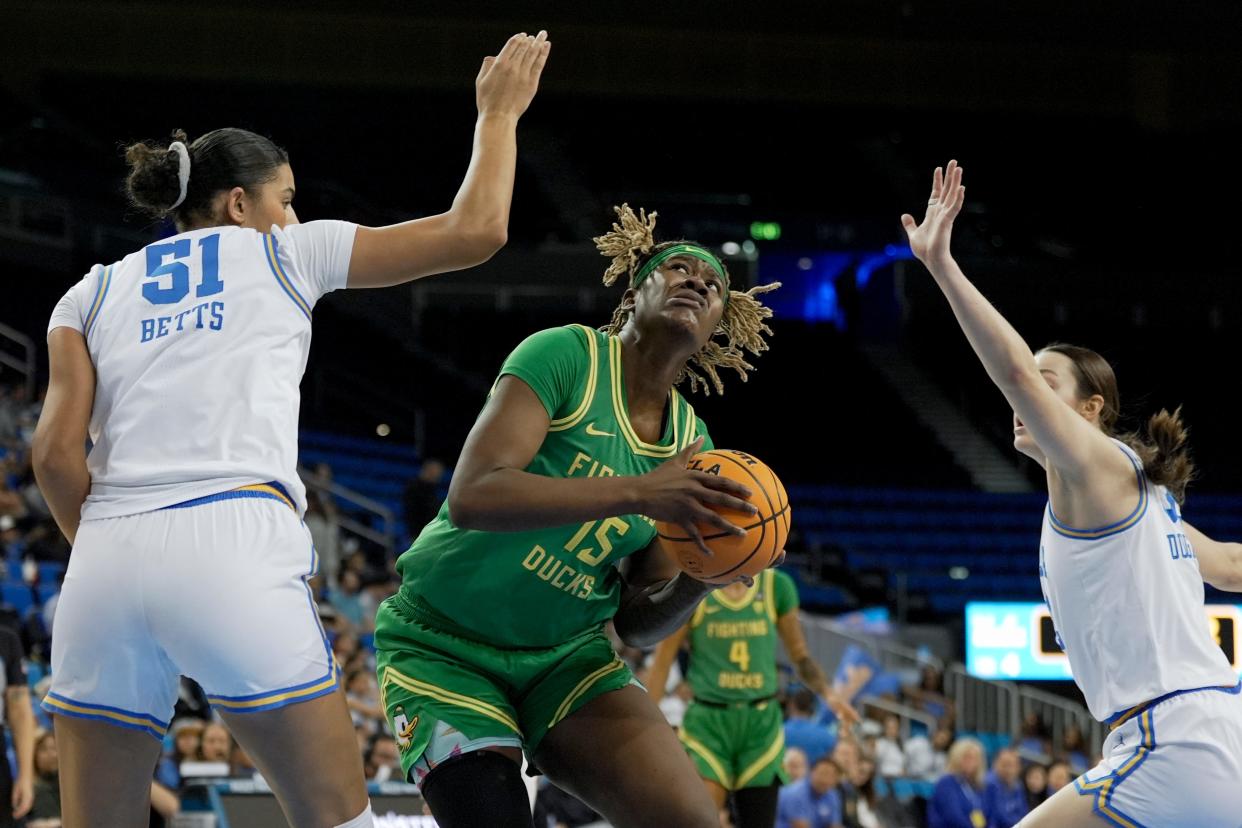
[1048, 446, 1147, 540]
[161, 488, 289, 511]
[263, 234, 312, 320]
[1104, 680, 1242, 726]
[83, 265, 114, 338]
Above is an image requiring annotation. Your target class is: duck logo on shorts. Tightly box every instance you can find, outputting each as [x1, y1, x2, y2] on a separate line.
[393, 706, 419, 752]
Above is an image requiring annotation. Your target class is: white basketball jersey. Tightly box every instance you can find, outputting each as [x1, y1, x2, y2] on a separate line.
[47, 221, 357, 520]
[1039, 440, 1237, 721]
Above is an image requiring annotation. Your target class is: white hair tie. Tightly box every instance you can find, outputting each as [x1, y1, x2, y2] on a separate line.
[168, 140, 191, 209]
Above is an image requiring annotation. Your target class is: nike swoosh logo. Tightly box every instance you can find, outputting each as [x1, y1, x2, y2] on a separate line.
[585, 422, 616, 437]
[703, 604, 721, 614]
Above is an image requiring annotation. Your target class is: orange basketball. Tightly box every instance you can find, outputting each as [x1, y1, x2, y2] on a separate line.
[656, 449, 791, 584]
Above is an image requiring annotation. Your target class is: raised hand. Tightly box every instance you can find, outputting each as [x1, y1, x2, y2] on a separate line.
[901, 159, 965, 269]
[476, 30, 551, 120]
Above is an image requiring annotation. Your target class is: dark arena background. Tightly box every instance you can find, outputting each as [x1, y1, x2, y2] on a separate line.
[3, 2, 1242, 827]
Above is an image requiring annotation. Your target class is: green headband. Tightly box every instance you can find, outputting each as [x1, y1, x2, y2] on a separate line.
[632, 244, 730, 302]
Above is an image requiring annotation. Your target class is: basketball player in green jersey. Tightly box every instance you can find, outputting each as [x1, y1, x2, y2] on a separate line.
[374, 205, 781, 828]
[647, 569, 857, 828]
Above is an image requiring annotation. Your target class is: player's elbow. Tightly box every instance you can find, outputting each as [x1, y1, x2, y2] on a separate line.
[463, 223, 507, 265]
[31, 430, 78, 480]
[445, 486, 485, 531]
[447, 211, 507, 267]
[613, 617, 656, 650]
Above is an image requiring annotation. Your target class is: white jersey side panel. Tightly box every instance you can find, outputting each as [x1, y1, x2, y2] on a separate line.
[1038, 441, 1237, 721]
[47, 220, 357, 519]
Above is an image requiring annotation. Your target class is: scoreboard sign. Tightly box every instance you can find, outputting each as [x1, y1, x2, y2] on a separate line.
[965, 602, 1241, 681]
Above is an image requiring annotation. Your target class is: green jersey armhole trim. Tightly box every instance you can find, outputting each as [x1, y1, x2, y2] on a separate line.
[548, 324, 599, 433]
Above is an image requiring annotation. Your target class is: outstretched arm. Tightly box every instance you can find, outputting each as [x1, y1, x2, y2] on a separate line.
[1184, 522, 1242, 591]
[776, 611, 859, 727]
[901, 162, 1133, 500]
[346, 31, 551, 288]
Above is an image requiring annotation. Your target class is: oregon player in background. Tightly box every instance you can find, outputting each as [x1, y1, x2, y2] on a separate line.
[374, 205, 781, 828]
[648, 569, 858, 828]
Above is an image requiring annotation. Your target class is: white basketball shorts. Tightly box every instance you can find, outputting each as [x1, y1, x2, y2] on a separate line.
[1074, 682, 1242, 828]
[43, 484, 338, 739]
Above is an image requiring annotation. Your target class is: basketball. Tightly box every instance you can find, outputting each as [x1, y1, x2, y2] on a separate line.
[657, 449, 791, 584]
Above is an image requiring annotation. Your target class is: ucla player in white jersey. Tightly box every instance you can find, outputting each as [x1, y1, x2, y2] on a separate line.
[30, 31, 550, 828]
[903, 160, 1242, 828]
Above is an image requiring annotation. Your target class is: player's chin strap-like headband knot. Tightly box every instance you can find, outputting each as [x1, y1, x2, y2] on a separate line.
[169, 141, 191, 209]
[632, 244, 730, 304]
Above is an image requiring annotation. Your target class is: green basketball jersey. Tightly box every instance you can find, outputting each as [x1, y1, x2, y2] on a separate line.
[396, 325, 712, 648]
[686, 568, 799, 703]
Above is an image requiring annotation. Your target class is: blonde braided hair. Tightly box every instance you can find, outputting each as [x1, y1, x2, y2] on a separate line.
[594, 204, 779, 396]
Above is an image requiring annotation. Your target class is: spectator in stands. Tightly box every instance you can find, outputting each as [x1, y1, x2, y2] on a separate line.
[358, 570, 396, 632]
[0, 515, 19, 557]
[156, 717, 203, 790]
[328, 568, 367, 629]
[402, 458, 446, 542]
[872, 714, 905, 778]
[927, 737, 986, 828]
[776, 756, 845, 828]
[982, 747, 1026, 828]
[303, 489, 342, 588]
[905, 665, 953, 724]
[785, 688, 835, 762]
[364, 734, 402, 783]
[1044, 761, 1072, 796]
[0, 622, 35, 824]
[1059, 723, 1088, 775]
[1014, 712, 1050, 762]
[842, 756, 882, 828]
[197, 722, 232, 763]
[830, 737, 862, 823]
[29, 730, 60, 823]
[345, 669, 384, 734]
[20, 519, 69, 565]
[904, 724, 951, 781]
[783, 747, 809, 784]
[147, 780, 180, 827]
[1022, 764, 1047, 811]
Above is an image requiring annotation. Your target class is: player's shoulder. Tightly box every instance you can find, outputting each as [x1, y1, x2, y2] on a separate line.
[516, 324, 597, 355]
[770, 567, 797, 591]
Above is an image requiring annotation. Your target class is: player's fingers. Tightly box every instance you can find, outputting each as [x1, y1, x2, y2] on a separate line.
[931, 166, 943, 201]
[696, 506, 746, 537]
[681, 521, 714, 557]
[692, 472, 752, 499]
[698, 489, 758, 515]
[496, 32, 526, 63]
[521, 30, 547, 69]
[675, 436, 706, 465]
[531, 39, 551, 79]
[476, 56, 496, 84]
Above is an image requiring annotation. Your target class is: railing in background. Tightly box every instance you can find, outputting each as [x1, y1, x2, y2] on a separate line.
[0, 322, 36, 399]
[803, 612, 1104, 757]
[299, 468, 396, 558]
[857, 695, 939, 743]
